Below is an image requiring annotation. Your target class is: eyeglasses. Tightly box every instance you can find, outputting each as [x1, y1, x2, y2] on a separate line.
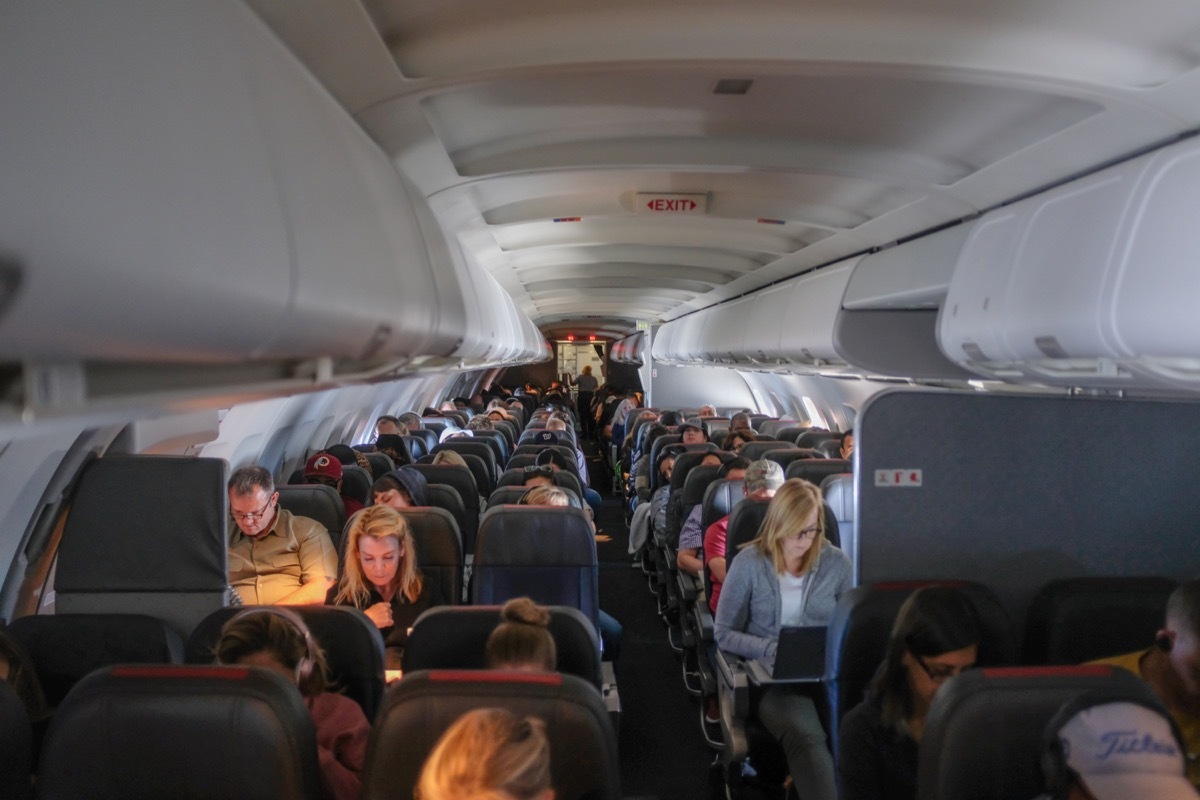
[786, 526, 820, 542]
[231, 493, 276, 522]
[914, 653, 975, 684]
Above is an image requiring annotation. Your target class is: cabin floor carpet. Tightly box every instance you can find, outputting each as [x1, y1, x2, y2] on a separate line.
[588, 447, 722, 800]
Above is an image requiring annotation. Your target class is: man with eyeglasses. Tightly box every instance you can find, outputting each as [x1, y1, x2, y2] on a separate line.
[227, 465, 337, 605]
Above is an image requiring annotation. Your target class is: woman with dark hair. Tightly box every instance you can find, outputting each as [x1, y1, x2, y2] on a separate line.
[719, 429, 756, 455]
[216, 608, 370, 800]
[837, 586, 981, 800]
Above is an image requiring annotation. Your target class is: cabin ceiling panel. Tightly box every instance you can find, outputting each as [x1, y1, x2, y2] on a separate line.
[361, 0, 1200, 88]
[255, 0, 1200, 351]
[423, 71, 1101, 186]
[468, 170, 917, 230]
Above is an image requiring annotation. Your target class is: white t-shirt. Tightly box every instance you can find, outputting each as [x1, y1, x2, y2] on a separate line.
[779, 572, 809, 626]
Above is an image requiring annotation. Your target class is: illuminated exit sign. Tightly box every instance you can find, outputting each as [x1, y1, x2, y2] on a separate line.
[636, 192, 707, 215]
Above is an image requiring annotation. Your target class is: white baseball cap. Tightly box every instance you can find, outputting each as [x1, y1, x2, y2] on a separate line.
[1053, 701, 1197, 800]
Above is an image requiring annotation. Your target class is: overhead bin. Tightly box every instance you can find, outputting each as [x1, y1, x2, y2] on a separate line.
[834, 227, 977, 380]
[0, 1, 542, 372]
[651, 258, 856, 373]
[610, 332, 645, 366]
[937, 135, 1200, 391]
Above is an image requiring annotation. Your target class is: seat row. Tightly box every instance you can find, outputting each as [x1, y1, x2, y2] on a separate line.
[712, 575, 1178, 796]
[7, 664, 616, 800]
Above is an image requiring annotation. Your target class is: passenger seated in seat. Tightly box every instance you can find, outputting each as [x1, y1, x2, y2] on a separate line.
[330, 505, 447, 670]
[304, 452, 365, 519]
[326, 443, 374, 475]
[486, 597, 557, 672]
[216, 607, 369, 800]
[374, 434, 412, 467]
[720, 430, 755, 455]
[699, 404, 718, 418]
[838, 587, 980, 800]
[416, 707, 553, 800]
[375, 415, 405, 438]
[839, 431, 855, 460]
[1090, 579, 1200, 787]
[714, 478, 852, 800]
[516, 485, 621, 661]
[648, 454, 675, 537]
[1033, 694, 1199, 800]
[678, 420, 708, 445]
[0, 629, 47, 721]
[678, 457, 749, 577]
[371, 467, 428, 509]
[228, 466, 337, 606]
[729, 412, 753, 432]
[398, 411, 424, 431]
[706, 460, 784, 615]
[536, 445, 603, 520]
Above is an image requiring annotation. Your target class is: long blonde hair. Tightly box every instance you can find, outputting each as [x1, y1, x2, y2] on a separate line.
[416, 708, 552, 800]
[334, 505, 423, 607]
[749, 478, 824, 576]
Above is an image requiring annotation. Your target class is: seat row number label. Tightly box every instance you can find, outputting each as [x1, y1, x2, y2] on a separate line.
[875, 469, 922, 487]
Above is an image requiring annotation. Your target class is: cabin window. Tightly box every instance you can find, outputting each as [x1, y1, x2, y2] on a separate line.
[801, 396, 828, 429]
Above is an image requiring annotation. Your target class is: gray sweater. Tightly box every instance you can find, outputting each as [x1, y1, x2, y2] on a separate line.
[714, 541, 853, 666]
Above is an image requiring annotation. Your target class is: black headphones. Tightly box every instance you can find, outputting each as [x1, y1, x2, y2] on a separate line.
[225, 606, 318, 684]
[1040, 689, 1185, 800]
[1157, 632, 1174, 653]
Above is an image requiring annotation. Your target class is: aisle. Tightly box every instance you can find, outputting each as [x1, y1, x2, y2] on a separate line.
[587, 450, 720, 799]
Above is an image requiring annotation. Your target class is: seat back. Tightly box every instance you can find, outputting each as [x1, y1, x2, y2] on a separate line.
[825, 581, 1018, 758]
[757, 419, 799, 438]
[186, 605, 386, 721]
[6, 613, 184, 709]
[796, 430, 838, 450]
[820, 474, 857, 567]
[398, 507, 465, 607]
[816, 438, 843, 458]
[747, 415, 774, 432]
[647, 433, 683, 487]
[496, 468, 585, 501]
[404, 605, 602, 688]
[492, 419, 519, 451]
[54, 455, 228, 640]
[472, 506, 599, 630]
[276, 484, 346, 550]
[359, 451, 396, 479]
[408, 428, 438, 455]
[432, 442, 498, 492]
[487, 486, 583, 510]
[38, 665, 321, 800]
[917, 665, 1160, 800]
[505, 452, 583, 486]
[340, 464, 372, 505]
[423, 484, 472, 556]
[0, 679, 33, 800]
[738, 440, 792, 463]
[723, 497, 770, 564]
[363, 670, 619, 800]
[511, 443, 576, 462]
[1022, 576, 1177, 664]
[773, 425, 811, 444]
[470, 429, 509, 466]
[406, 464, 479, 554]
[786, 458, 850, 485]
[764, 448, 822, 473]
[701, 479, 744, 533]
[669, 448, 725, 493]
